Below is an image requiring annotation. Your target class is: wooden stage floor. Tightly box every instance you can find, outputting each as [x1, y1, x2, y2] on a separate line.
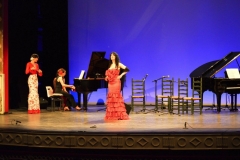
[0, 106, 240, 149]
[1, 106, 240, 133]
[0, 105, 240, 159]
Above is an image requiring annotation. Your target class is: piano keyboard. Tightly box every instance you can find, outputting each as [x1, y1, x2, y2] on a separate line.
[226, 87, 240, 89]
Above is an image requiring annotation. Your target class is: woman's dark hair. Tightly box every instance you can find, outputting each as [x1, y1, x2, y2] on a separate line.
[31, 53, 39, 59]
[109, 51, 120, 68]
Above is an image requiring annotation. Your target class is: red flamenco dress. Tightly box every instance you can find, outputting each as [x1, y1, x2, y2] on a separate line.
[104, 69, 129, 120]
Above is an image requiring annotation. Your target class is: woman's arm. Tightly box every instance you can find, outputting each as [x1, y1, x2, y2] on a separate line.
[118, 63, 130, 78]
[25, 63, 30, 74]
[58, 77, 75, 89]
[62, 78, 67, 91]
[36, 64, 43, 76]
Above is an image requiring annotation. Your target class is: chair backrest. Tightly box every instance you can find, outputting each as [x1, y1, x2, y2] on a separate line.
[178, 78, 188, 97]
[192, 77, 202, 98]
[161, 77, 174, 96]
[132, 78, 145, 96]
[46, 86, 54, 97]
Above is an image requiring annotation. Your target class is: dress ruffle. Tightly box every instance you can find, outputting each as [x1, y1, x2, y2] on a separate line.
[28, 109, 40, 114]
[105, 91, 129, 120]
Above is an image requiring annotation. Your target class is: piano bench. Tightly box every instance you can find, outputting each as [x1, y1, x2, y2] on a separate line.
[50, 95, 63, 111]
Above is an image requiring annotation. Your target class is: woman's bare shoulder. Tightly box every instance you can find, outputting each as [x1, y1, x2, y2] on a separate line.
[57, 76, 63, 81]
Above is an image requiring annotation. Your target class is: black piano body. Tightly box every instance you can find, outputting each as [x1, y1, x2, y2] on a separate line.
[190, 51, 240, 112]
[73, 51, 109, 111]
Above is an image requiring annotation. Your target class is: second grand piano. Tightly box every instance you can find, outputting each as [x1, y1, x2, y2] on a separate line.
[73, 52, 109, 111]
[190, 51, 240, 112]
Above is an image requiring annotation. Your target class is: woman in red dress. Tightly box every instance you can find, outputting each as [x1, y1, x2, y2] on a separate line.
[104, 52, 130, 120]
[25, 53, 43, 114]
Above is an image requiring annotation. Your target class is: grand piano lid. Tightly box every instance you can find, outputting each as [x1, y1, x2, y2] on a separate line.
[86, 51, 109, 79]
[190, 52, 240, 78]
[190, 60, 219, 77]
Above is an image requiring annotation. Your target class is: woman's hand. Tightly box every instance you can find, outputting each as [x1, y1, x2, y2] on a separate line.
[38, 69, 42, 73]
[71, 85, 75, 90]
[117, 75, 122, 79]
[30, 67, 36, 70]
[105, 76, 108, 81]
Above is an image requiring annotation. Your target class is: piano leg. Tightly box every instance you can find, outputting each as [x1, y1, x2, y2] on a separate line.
[83, 93, 88, 111]
[234, 94, 239, 111]
[77, 92, 81, 107]
[230, 93, 239, 112]
[216, 93, 222, 112]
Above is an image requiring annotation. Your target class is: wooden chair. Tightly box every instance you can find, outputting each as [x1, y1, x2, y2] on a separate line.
[53, 77, 66, 110]
[46, 86, 63, 111]
[169, 78, 188, 115]
[183, 77, 203, 114]
[155, 77, 174, 113]
[131, 75, 148, 113]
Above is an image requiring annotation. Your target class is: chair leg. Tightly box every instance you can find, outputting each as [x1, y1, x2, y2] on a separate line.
[58, 99, 62, 111]
[168, 97, 171, 113]
[155, 97, 158, 111]
[182, 100, 185, 114]
[52, 99, 54, 112]
[200, 100, 202, 114]
[143, 98, 145, 110]
[51, 98, 54, 112]
[191, 99, 194, 115]
[131, 98, 134, 112]
[183, 100, 188, 114]
[177, 99, 180, 115]
[161, 98, 164, 110]
[52, 99, 56, 112]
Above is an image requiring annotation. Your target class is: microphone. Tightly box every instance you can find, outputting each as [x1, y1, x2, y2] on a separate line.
[11, 119, 22, 125]
[143, 74, 148, 81]
[162, 75, 170, 78]
[16, 120, 21, 124]
[152, 75, 169, 82]
[183, 122, 188, 129]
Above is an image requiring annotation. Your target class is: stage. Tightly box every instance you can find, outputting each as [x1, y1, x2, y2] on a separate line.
[0, 105, 240, 159]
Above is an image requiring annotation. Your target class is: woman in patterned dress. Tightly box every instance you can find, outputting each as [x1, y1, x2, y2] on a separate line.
[25, 53, 42, 114]
[104, 52, 130, 120]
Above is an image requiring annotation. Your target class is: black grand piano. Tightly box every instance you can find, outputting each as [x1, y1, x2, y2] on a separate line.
[190, 51, 240, 112]
[73, 52, 109, 111]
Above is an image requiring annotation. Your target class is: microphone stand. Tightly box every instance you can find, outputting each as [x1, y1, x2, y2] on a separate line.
[155, 77, 179, 116]
[167, 80, 180, 116]
[151, 77, 169, 115]
[153, 79, 161, 113]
